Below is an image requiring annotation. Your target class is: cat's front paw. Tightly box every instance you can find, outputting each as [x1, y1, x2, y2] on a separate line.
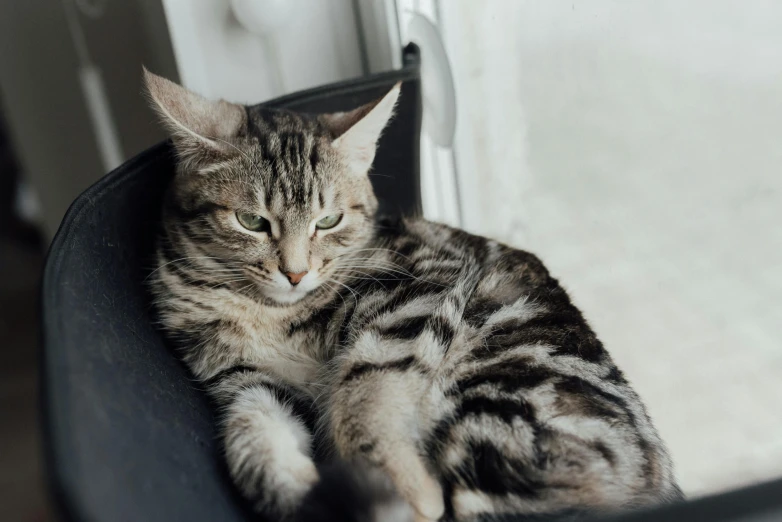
[241, 453, 319, 519]
[397, 467, 444, 522]
[273, 454, 320, 511]
[376, 448, 443, 521]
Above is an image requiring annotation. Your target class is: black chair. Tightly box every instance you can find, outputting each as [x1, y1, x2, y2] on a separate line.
[41, 47, 423, 522]
[41, 44, 782, 522]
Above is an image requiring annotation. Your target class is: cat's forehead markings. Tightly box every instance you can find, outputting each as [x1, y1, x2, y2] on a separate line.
[254, 187, 269, 213]
[320, 184, 337, 209]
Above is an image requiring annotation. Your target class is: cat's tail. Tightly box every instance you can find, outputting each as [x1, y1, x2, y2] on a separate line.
[294, 459, 414, 522]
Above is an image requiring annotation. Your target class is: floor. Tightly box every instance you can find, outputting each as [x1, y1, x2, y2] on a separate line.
[521, 172, 782, 497]
[0, 103, 51, 520]
[439, 0, 782, 499]
[0, 235, 50, 521]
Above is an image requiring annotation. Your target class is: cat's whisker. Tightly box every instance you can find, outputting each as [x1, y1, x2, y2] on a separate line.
[346, 247, 417, 262]
[331, 263, 410, 271]
[333, 259, 413, 270]
[335, 258, 419, 274]
[145, 255, 231, 280]
[330, 268, 408, 282]
[331, 264, 448, 288]
[234, 282, 257, 295]
[221, 277, 251, 284]
[320, 281, 349, 310]
[325, 278, 362, 302]
[331, 269, 387, 287]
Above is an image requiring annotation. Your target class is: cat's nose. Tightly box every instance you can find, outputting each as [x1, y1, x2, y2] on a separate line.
[283, 270, 308, 286]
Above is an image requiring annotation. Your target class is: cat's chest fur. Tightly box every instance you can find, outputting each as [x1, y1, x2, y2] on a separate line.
[204, 291, 328, 387]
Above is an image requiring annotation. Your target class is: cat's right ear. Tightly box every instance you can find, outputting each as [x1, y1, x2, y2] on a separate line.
[143, 67, 246, 161]
[319, 83, 401, 176]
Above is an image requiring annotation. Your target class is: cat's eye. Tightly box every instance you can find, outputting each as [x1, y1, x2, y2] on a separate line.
[315, 214, 343, 230]
[236, 212, 270, 233]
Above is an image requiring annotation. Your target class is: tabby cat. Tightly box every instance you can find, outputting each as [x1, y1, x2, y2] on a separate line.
[145, 70, 682, 522]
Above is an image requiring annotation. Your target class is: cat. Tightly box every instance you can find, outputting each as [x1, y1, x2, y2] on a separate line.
[144, 69, 683, 522]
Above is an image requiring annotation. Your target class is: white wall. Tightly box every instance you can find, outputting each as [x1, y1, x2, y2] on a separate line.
[0, 0, 179, 238]
[441, 0, 782, 497]
[161, 0, 364, 103]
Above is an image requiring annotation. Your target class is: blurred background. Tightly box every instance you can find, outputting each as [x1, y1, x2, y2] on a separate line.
[1, 0, 781, 520]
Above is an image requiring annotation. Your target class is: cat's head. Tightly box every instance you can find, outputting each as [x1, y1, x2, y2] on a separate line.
[144, 69, 399, 305]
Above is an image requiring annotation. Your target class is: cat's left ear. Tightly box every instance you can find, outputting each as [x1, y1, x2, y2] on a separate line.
[320, 83, 401, 175]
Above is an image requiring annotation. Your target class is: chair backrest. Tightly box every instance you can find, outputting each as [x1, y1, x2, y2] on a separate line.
[41, 46, 423, 522]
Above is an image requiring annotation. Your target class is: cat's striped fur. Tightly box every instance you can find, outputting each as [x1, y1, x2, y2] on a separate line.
[145, 70, 682, 522]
